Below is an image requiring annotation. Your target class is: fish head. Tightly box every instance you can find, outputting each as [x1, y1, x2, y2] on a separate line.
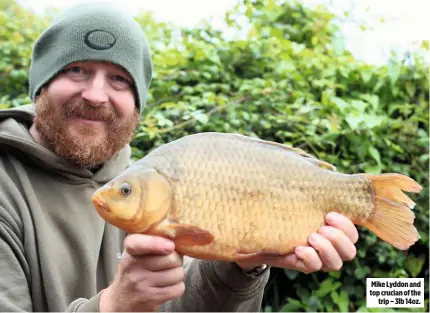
[92, 166, 173, 234]
[92, 172, 143, 230]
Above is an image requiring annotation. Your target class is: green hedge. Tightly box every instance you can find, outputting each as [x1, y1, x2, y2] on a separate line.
[1, 0, 428, 311]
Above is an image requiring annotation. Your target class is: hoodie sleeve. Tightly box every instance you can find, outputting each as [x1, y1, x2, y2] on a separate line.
[0, 207, 33, 312]
[0, 206, 103, 313]
[159, 256, 270, 312]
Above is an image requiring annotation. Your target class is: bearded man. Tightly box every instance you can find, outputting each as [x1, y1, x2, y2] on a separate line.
[0, 2, 359, 312]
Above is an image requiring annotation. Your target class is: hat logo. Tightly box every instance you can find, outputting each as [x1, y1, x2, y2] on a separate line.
[84, 30, 117, 50]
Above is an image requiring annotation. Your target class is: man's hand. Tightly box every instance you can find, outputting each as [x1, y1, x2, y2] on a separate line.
[236, 212, 359, 274]
[99, 234, 185, 312]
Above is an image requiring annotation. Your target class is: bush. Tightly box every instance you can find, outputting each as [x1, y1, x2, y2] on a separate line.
[1, 0, 428, 311]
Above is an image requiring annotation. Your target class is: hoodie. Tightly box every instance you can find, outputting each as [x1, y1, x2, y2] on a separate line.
[0, 104, 270, 312]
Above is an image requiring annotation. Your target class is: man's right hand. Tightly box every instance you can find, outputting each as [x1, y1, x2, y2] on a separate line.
[99, 234, 185, 312]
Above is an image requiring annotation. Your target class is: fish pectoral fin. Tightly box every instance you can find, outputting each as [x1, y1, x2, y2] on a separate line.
[169, 224, 215, 246]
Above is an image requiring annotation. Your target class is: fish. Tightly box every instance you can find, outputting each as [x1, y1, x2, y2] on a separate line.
[91, 132, 422, 262]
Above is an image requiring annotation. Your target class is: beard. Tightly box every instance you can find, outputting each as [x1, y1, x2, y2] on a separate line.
[33, 91, 139, 169]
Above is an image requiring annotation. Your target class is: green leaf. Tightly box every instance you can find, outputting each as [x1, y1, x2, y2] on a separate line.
[330, 290, 350, 311]
[405, 81, 416, 97]
[307, 295, 323, 311]
[329, 271, 341, 279]
[368, 146, 381, 165]
[355, 266, 371, 279]
[361, 71, 373, 84]
[364, 164, 382, 174]
[315, 278, 341, 298]
[351, 100, 368, 112]
[362, 114, 385, 128]
[388, 59, 402, 85]
[337, 290, 350, 312]
[345, 114, 362, 130]
[404, 254, 426, 277]
[280, 298, 304, 312]
[332, 34, 345, 56]
[192, 111, 209, 124]
[296, 286, 309, 301]
[332, 97, 348, 113]
[360, 94, 379, 110]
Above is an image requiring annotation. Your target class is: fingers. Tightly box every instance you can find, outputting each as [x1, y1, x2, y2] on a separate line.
[138, 252, 184, 271]
[151, 282, 186, 303]
[265, 249, 322, 274]
[150, 267, 185, 287]
[104, 235, 185, 312]
[325, 212, 359, 244]
[266, 213, 358, 274]
[124, 234, 175, 256]
[308, 232, 343, 271]
[294, 246, 323, 272]
[318, 225, 357, 261]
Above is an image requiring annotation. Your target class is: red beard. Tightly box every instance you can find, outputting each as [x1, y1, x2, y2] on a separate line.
[33, 90, 139, 169]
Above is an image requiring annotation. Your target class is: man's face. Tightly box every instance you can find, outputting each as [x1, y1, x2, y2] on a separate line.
[33, 61, 140, 169]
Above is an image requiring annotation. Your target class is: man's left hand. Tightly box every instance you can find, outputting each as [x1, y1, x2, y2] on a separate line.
[236, 212, 359, 274]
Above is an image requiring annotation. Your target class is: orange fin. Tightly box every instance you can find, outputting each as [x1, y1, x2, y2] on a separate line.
[169, 224, 214, 246]
[359, 173, 422, 250]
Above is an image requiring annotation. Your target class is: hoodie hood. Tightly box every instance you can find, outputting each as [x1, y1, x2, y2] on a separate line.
[0, 104, 132, 184]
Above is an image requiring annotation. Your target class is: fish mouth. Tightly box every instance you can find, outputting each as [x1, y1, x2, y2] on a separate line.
[91, 194, 140, 224]
[92, 195, 110, 214]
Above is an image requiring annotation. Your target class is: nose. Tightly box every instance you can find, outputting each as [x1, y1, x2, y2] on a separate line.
[81, 73, 109, 106]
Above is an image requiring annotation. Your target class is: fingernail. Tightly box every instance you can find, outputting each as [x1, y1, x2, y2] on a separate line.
[309, 233, 319, 243]
[326, 212, 339, 222]
[295, 247, 304, 254]
[164, 240, 175, 251]
[319, 225, 330, 234]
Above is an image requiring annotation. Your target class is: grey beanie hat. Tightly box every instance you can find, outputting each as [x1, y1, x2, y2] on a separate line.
[28, 2, 153, 112]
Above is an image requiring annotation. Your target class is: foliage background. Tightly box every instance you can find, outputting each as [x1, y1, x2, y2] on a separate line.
[0, 0, 428, 311]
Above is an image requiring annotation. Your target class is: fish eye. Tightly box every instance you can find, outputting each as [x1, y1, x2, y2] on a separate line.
[120, 182, 132, 196]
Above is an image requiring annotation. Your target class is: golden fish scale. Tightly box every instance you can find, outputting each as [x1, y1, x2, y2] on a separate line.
[143, 133, 374, 259]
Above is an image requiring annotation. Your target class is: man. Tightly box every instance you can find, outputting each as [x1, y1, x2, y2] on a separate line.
[0, 2, 358, 312]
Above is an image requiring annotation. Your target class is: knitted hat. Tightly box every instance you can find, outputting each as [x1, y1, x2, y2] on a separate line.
[28, 2, 153, 112]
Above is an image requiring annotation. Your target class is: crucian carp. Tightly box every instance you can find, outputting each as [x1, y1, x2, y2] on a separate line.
[91, 132, 421, 262]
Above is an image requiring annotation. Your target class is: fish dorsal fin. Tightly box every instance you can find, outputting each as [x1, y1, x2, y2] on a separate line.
[227, 133, 337, 171]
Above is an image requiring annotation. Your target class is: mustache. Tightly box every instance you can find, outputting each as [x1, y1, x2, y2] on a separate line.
[62, 100, 117, 122]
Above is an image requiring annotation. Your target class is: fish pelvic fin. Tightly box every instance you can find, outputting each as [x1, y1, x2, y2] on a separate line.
[358, 173, 422, 250]
[168, 224, 215, 247]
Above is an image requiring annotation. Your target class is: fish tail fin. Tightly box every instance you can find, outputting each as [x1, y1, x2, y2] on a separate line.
[358, 173, 422, 250]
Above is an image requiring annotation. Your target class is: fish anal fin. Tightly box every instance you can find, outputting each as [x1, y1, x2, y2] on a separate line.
[233, 250, 285, 262]
[169, 224, 214, 246]
[357, 173, 421, 250]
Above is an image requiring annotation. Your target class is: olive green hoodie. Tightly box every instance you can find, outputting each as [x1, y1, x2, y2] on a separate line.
[0, 104, 270, 312]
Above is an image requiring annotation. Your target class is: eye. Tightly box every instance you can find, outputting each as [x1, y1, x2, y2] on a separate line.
[120, 182, 132, 196]
[112, 75, 126, 82]
[111, 74, 133, 89]
[69, 66, 82, 73]
[62, 65, 88, 80]
[64, 66, 83, 74]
